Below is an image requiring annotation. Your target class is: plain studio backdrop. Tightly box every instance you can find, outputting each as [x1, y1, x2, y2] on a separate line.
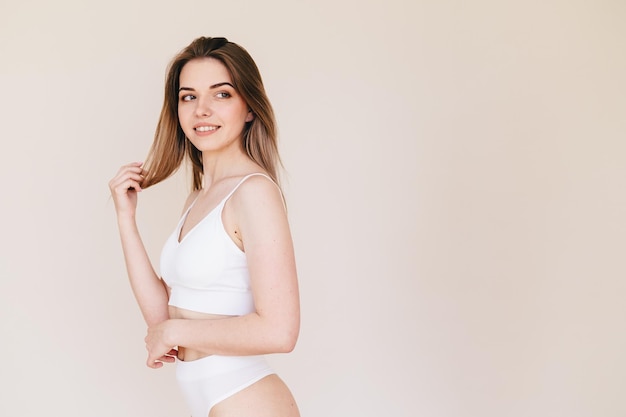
[0, 1, 625, 416]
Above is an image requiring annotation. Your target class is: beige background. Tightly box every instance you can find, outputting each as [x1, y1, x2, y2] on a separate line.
[1, 1, 625, 416]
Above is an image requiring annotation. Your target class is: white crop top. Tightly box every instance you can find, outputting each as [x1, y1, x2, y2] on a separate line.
[160, 173, 277, 316]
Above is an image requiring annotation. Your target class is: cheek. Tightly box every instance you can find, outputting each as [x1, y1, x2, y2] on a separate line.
[177, 104, 186, 119]
[177, 107, 194, 136]
[178, 105, 192, 124]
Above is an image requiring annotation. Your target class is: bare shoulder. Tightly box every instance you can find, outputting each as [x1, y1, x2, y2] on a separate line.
[231, 174, 285, 213]
[222, 174, 288, 249]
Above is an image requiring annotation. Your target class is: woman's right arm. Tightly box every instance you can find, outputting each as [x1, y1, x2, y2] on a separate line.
[109, 162, 169, 327]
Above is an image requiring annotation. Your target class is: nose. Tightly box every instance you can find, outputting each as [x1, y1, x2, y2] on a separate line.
[195, 97, 212, 117]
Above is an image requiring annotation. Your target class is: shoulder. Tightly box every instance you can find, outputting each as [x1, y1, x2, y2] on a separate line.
[227, 173, 291, 245]
[228, 173, 286, 221]
[233, 174, 283, 206]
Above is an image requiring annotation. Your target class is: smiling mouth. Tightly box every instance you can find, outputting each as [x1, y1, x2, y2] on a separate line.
[195, 126, 219, 132]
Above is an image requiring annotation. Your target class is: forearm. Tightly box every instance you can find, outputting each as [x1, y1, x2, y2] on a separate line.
[117, 215, 169, 326]
[167, 313, 299, 356]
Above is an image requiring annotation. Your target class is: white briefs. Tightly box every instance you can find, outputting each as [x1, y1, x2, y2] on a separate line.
[176, 355, 275, 416]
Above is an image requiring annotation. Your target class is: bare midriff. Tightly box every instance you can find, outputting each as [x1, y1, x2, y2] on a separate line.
[168, 305, 236, 362]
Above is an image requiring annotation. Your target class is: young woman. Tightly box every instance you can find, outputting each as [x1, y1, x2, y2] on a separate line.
[109, 37, 300, 417]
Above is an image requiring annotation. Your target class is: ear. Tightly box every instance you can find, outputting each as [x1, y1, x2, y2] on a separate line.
[245, 109, 255, 122]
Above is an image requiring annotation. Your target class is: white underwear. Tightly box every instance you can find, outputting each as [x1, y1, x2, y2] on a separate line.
[176, 355, 275, 417]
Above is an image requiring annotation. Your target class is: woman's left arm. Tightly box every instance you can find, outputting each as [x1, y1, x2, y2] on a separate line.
[144, 177, 300, 364]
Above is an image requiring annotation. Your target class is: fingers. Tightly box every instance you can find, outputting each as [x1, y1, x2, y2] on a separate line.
[147, 359, 163, 369]
[146, 350, 177, 369]
[109, 162, 146, 193]
[159, 354, 176, 363]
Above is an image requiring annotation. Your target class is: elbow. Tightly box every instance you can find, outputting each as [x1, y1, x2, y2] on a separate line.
[270, 322, 299, 353]
[259, 308, 300, 353]
[274, 333, 298, 353]
[280, 330, 299, 353]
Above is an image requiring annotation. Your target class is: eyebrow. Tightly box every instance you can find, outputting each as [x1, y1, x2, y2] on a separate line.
[178, 82, 234, 93]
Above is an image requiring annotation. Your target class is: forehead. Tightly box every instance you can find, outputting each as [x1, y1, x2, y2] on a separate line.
[179, 58, 232, 86]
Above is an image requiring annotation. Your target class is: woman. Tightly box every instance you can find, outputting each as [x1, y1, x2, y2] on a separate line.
[109, 36, 300, 417]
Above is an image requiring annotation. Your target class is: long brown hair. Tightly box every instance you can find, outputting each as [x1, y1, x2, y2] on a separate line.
[141, 37, 281, 191]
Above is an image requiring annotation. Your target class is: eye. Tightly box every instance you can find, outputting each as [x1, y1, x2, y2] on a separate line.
[180, 94, 195, 102]
[216, 91, 231, 99]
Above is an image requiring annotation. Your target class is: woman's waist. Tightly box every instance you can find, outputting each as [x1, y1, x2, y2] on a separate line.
[168, 305, 236, 362]
[177, 346, 207, 362]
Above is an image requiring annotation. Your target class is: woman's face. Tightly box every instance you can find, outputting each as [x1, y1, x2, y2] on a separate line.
[177, 58, 253, 154]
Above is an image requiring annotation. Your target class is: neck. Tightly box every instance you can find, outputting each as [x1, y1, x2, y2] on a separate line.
[200, 146, 252, 188]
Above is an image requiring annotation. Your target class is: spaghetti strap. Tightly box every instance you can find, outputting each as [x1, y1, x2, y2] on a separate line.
[222, 173, 285, 210]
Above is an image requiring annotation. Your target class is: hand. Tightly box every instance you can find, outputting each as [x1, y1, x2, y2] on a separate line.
[108, 162, 145, 217]
[145, 320, 178, 369]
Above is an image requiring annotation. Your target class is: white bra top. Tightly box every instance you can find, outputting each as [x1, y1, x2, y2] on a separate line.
[160, 173, 278, 316]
